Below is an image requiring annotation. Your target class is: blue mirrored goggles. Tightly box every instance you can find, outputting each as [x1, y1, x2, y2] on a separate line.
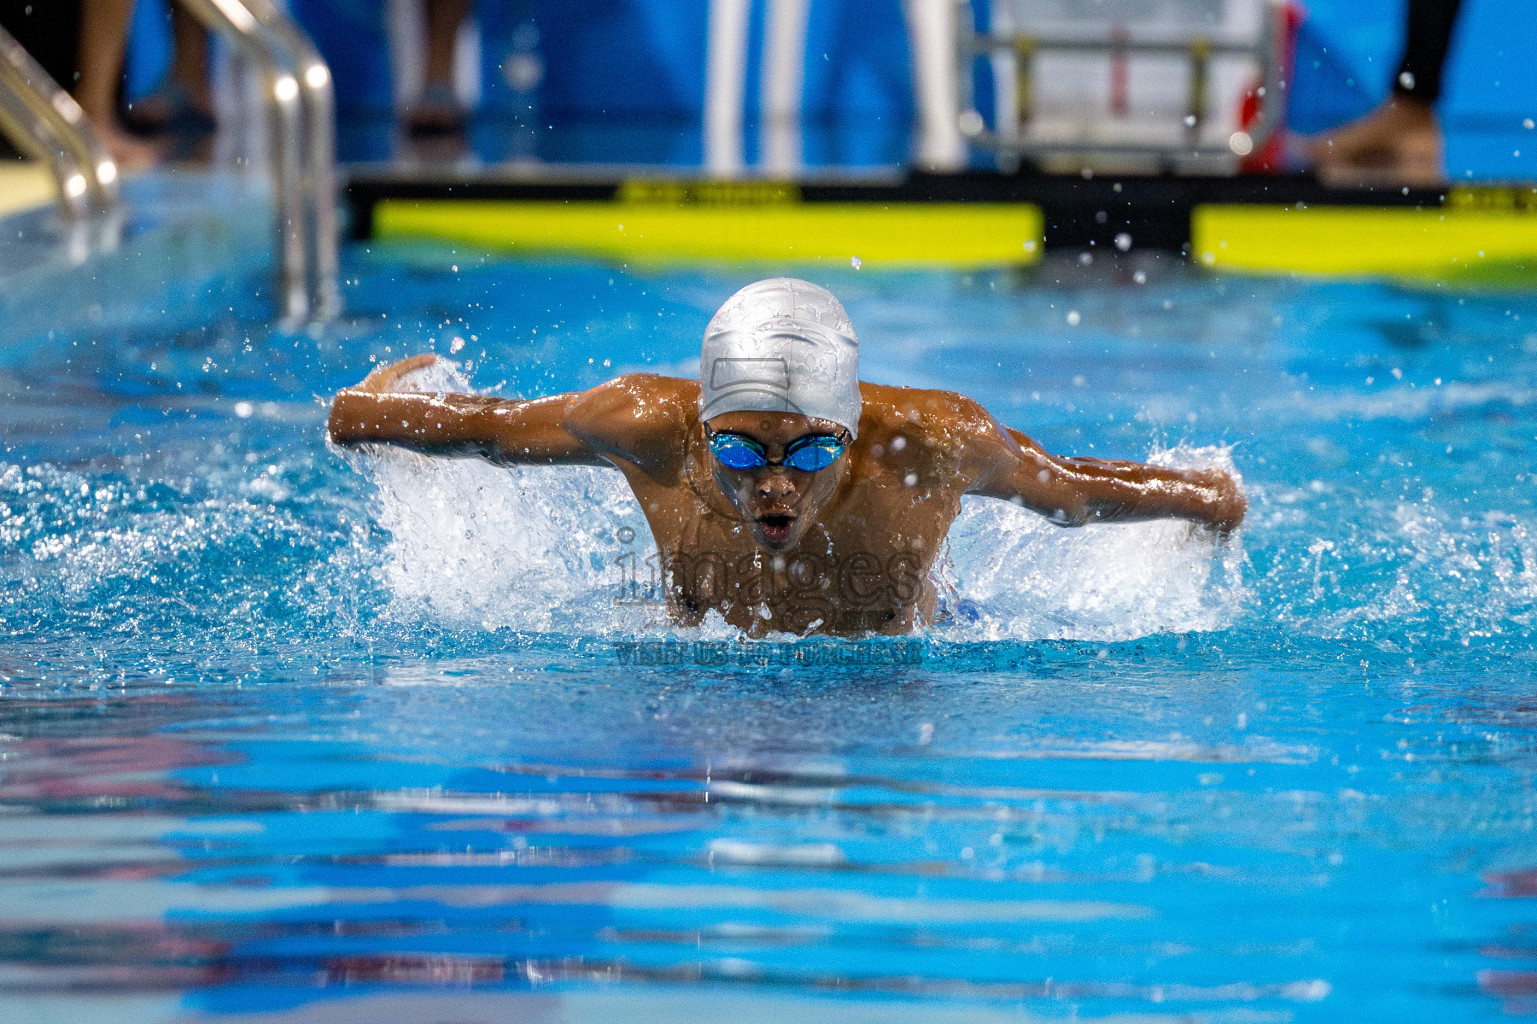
[707, 429, 848, 472]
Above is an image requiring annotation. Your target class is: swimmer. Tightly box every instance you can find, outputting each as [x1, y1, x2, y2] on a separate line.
[329, 278, 1246, 636]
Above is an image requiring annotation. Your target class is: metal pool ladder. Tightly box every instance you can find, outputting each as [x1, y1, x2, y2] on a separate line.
[180, 0, 339, 327]
[0, 25, 119, 219]
[0, 0, 338, 328]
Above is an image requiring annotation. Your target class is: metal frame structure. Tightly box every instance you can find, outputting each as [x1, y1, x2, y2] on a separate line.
[0, 25, 118, 220]
[954, 0, 1288, 172]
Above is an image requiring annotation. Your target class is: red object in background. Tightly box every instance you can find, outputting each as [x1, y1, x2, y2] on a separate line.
[1239, 0, 1304, 173]
[1109, 25, 1129, 118]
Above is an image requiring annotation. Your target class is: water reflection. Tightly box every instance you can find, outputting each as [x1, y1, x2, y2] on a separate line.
[1479, 867, 1537, 1016]
[4, 662, 1525, 1020]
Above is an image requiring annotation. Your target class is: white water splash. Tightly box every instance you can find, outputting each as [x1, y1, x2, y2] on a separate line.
[355, 361, 657, 634]
[939, 446, 1248, 641]
[356, 363, 1247, 640]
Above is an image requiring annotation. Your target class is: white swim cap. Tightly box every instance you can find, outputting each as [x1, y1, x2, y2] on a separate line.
[698, 278, 861, 438]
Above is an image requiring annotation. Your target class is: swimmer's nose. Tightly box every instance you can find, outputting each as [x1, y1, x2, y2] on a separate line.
[755, 468, 796, 501]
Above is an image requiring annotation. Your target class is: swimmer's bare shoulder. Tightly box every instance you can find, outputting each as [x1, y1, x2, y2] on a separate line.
[562, 373, 699, 479]
[852, 381, 1246, 535]
[848, 382, 985, 490]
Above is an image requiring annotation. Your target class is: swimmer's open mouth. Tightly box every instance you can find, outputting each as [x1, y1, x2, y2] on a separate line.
[757, 514, 796, 544]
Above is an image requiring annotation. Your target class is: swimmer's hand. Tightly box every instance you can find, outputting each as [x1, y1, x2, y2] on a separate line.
[348, 353, 441, 395]
[1192, 468, 1247, 539]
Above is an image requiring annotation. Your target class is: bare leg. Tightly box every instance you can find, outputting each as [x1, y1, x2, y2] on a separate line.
[76, 0, 159, 168]
[169, 4, 211, 113]
[408, 0, 474, 135]
[424, 0, 474, 92]
[126, 5, 213, 133]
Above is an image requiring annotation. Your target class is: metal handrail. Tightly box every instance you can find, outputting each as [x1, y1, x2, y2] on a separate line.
[178, 0, 338, 326]
[0, 25, 118, 219]
[257, 5, 340, 320]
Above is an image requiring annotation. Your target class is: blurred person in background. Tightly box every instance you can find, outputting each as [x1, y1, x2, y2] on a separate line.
[0, 0, 158, 167]
[123, 2, 214, 139]
[406, 0, 474, 135]
[1308, 0, 1463, 184]
[3, 0, 475, 169]
[74, 0, 160, 167]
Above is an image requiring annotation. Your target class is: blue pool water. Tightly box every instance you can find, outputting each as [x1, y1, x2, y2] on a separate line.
[3, 184, 1537, 1022]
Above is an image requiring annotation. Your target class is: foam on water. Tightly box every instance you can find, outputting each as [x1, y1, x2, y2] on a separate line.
[354, 362, 1246, 641]
[1258, 497, 1537, 649]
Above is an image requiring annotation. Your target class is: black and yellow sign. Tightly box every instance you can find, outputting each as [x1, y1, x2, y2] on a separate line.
[374, 180, 1043, 268]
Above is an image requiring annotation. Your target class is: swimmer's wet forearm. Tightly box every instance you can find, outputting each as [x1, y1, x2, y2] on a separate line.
[980, 440, 1243, 530]
[328, 389, 492, 454]
[1061, 461, 1246, 531]
[327, 389, 608, 466]
[964, 422, 1243, 532]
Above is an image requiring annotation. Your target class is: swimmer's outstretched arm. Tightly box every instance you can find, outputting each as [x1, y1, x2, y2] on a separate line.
[327, 355, 688, 473]
[328, 355, 605, 465]
[953, 399, 1246, 534]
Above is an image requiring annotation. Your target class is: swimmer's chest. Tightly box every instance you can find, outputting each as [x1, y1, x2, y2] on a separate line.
[642, 478, 953, 634]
